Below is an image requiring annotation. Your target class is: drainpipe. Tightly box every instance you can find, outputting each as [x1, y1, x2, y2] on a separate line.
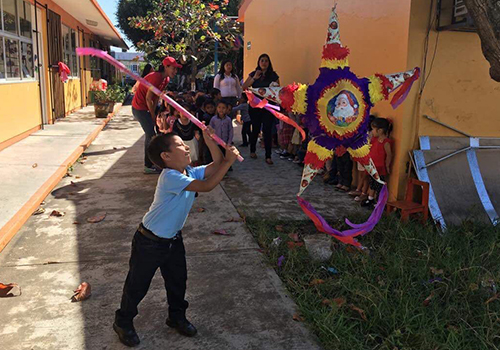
[34, 0, 44, 129]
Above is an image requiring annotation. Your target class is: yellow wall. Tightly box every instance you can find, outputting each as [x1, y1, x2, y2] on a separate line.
[64, 78, 82, 114]
[392, 0, 500, 197]
[243, 0, 412, 200]
[0, 82, 42, 142]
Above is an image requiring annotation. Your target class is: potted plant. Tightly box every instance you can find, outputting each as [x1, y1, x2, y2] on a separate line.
[93, 85, 126, 118]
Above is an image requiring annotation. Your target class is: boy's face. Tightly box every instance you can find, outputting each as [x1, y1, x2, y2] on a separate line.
[205, 104, 215, 115]
[217, 104, 228, 117]
[162, 136, 191, 168]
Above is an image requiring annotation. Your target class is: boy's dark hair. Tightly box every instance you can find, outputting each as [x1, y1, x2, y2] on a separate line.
[371, 117, 393, 136]
[210, 88, 221, 98]
[203, 99, 215, 108]
[195, 95, 207, 109]
[217, 100, 230, 108]
[147, 133, 178, 169]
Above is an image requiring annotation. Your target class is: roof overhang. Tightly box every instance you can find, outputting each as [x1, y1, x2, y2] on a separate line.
[238, 0, 253, 22]
[52, 0, 129, 49]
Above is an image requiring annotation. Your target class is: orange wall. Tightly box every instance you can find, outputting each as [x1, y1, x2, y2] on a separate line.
[243, 0, 412, 200]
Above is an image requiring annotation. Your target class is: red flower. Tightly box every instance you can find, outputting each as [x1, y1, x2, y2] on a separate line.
[209, 3, 219, 10]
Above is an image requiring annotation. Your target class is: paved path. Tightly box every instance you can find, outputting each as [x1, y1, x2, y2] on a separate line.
[0, 106, 321, 349]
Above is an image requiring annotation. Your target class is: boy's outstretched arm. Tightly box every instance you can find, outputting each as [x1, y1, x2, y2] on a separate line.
[186, 146, 240, 193]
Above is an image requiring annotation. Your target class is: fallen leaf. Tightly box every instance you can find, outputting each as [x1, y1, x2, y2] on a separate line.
[70, 181, 77, 187]
[287, 241, 304, 249]
[75, 176, 81, 179]
[310, 279, 325, 286]
[349, 304, 367, 321]
[32, 163, 38, 168]
[73, 221, 80, 225]
[71, 282, 91, 302]
[87, 212, 106, 223]
[68, 192, 76, 196]
[212, 229, 233, 236]
[333, 297, 346, 307]
[33, 207, 45, 215]
[292, 313, 304, 322]
[223, 217, 244, 223]
[82, 156, 88, 160]
[275, 225, 284, 232]
[50, 210, 65, 217]
[288, 233, 300, 242]
[423, 292, 434, 307]
[65, 172, 73, 177]
[79, 161, 86, 164]
[0, 283, 21, 297]
[430, 267, 444, 275]
[469, 283, 479, 291]
[196, 207, 206, 213]
[321, 299, 332, 306]
[113, 147, 118, 150]
[486, 294, 499, 304]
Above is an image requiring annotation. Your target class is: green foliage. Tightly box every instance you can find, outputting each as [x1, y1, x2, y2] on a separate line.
[94, 85, 127, 103]
[117, 0, 241, 69]
[247, 215, 500, 350]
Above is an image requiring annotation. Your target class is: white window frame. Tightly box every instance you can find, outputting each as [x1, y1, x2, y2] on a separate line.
[0, 0, 35, 83]
[62, 23, 79, 79]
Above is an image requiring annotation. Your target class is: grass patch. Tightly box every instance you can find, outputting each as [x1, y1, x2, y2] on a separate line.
[246, 215, 500, 350]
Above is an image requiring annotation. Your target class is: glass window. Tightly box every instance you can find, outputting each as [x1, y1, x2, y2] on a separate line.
[62, 24, 78, 77]
[5, 38, 20, 78]
[18, 0, 31, 38]
[21, 41, 32, 78]
[0, 38, 5, 78]
[3, 0, 18, 34]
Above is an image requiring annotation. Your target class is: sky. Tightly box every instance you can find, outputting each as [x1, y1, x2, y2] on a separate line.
[97, 0, 136, 52]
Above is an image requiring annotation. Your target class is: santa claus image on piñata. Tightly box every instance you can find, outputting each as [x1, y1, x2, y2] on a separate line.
[327, 90, 359, 127]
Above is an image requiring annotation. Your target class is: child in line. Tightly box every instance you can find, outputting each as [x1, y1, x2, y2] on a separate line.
[113, 129, 240, 347]
[362, 117, 393, 208]
[209, 101, 234, 166]
[334, 147, 353, 192]
[232, 95, 251, 147]
[350, 163, 369, 202]
[198, 99, 216, 164]
[172, 111, 201, 165]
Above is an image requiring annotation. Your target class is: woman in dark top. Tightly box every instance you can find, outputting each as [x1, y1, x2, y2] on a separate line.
[242, 53, 280, 164]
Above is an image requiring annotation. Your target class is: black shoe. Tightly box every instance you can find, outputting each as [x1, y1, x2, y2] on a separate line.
[113, 322, 140, 347]
[166, 318, 198, 337]
[361, 198, 375, 208]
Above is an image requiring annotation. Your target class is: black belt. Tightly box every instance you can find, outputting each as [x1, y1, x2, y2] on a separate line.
[138, 223, 180, 242]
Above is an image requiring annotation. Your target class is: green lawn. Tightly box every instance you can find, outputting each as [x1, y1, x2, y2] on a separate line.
[247, 215, 500, 350]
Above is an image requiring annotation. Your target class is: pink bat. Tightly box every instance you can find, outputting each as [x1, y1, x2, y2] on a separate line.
[76, 47, 244, 162]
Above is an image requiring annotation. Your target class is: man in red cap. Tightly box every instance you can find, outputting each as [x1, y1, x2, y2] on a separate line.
[132, 56, 182, 174]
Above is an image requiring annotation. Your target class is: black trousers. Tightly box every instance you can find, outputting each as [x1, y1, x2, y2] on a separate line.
[115, 230, 188, 328]
[241, 121, 252, 145]
[249, 108, 275, 159]
[336, 152, 353, 188]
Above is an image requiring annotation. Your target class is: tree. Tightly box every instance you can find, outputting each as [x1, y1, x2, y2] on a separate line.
[117, 0, 241, 84]
[464, 0, 500, 82]
[116, 0, 154, 48]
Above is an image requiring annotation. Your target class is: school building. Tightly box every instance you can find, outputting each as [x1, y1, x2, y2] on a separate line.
[239, 0, 500, 200]
[0, 0, 128, 150]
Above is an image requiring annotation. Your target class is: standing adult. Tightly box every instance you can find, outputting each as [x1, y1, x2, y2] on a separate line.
[213, 60, 242, 108]
[242, 54, 280, 164]
[132, 57, 182, 173]
[131, 63, 153, 94]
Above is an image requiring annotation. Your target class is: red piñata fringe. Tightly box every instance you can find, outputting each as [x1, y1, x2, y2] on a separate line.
[322, 43, 350, 61]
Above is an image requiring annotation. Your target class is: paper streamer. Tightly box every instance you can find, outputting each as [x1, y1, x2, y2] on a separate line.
[76, 47, 244, 162]
[245, 91, 306, 141]
[297, 185, 388, 249]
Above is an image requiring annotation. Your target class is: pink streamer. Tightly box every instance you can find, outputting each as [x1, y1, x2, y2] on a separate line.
[76, 47, 243, 162]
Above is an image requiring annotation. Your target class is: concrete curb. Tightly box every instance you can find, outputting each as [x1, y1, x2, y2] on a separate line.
[0, 103, 123, 253]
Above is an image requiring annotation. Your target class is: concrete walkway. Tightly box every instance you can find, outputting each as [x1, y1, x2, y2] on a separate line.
[0, 105, 119, 251]
[0, 106, 321, 349]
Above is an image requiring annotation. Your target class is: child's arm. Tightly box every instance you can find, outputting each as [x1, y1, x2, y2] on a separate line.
[384, 141, 392, 174]
[194, 130, 200, 141]
[186, 147, 240, 192]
